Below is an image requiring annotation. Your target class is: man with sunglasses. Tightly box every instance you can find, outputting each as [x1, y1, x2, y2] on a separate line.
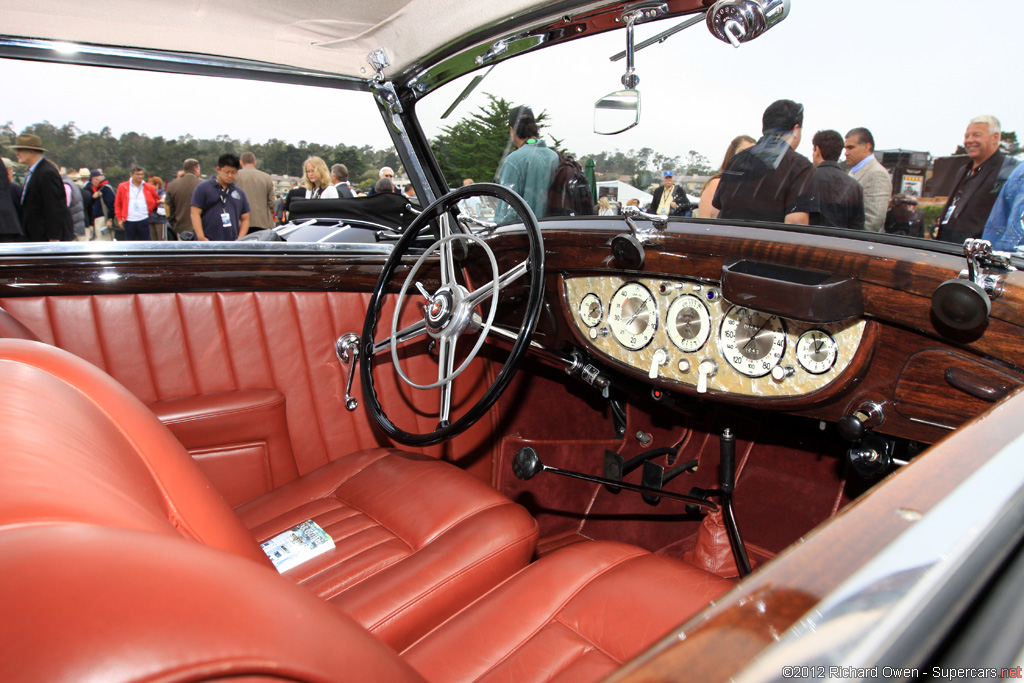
[367, 166, 396, 196]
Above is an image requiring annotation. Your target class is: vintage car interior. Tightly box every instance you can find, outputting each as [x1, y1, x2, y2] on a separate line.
[3, 0, 1024, 681]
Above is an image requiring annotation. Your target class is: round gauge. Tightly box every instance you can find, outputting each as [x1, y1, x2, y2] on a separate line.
[578, 293, 603, 328]
[608, 282, 657, 350]
[719, 306, 787, 377]
[796, 329, 838, 374]
[666, 295, 711, 353]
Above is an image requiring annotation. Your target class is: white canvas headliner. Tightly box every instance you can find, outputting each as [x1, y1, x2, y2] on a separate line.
[1, 0, 576, 79]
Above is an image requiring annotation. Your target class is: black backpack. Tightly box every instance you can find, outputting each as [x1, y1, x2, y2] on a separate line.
[547, 153, 595, 217]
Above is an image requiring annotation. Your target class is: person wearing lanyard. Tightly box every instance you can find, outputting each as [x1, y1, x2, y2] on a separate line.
[114, 164, 161, 241]
[936, 115, 1018, 245]
[189, 153, 250, 241]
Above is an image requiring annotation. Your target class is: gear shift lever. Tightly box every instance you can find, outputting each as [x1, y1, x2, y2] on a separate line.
[718, 428, 751, 576]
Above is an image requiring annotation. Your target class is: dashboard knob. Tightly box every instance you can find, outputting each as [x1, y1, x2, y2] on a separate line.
[770, 365, 794, 382]
[678, 358, 691, 373]
[697, 359, 717, 394]
[838, 402, 884, 443]
[648, 348, 668, 379]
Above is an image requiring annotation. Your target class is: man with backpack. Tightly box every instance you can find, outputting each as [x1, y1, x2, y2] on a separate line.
[495, 105, 559, 224]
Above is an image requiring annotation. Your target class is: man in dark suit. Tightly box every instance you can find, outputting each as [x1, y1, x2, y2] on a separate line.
[11, 134, 73, 242]
[648, 170, 692, 217]
[809, 130, 864, 230]
[0, 158, 24, 242]
[937, 115, 1019, 245]
[331, 164, 356, 199]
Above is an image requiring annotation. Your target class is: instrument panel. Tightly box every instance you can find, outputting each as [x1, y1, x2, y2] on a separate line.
[563, 275, 866, 399]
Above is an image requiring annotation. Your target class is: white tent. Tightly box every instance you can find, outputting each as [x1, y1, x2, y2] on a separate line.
[596, 181, 652, 208]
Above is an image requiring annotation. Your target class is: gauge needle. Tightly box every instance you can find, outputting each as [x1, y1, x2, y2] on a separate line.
[743, 317, 771, 353]
[626, 298, 648, 325]
[814, 336, 823, 353]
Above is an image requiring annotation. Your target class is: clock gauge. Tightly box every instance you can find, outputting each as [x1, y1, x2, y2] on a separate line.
[796, 329, 838, 374]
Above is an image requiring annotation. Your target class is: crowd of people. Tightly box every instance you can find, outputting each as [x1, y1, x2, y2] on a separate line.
[0, 136, 408, 242]
[699, 100, 1019, 247]
[3, 107, 1023, 249]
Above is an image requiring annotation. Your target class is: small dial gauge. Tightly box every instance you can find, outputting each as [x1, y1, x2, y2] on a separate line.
[578, 293, 603, 328]
[719, 306, 786, 377]
[796, 330, 838, 374]
[608, 282, 657, 350]
[666, 295, 711, 353]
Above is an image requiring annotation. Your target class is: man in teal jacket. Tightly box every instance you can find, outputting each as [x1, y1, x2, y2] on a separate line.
[495, 105, 558, 224]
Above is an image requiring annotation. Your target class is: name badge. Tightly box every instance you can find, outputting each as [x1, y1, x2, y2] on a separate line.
[221, 212, 232, 228]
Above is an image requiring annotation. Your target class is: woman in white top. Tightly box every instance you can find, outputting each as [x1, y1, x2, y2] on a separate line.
[597, 196, 616, 216]
[303, 156, 338, 199]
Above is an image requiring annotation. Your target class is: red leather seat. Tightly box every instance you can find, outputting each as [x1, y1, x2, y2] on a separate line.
[0, 339, 732, 682]
[0, 339, 537, 650]
[403, 540, 733, 681]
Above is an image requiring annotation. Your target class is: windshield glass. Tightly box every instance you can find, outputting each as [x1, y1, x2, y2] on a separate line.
[418, 0, 1024, 251]
[1, 60, 398, 242]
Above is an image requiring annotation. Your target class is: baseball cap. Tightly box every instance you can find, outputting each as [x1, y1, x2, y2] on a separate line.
[663, 170, 674, 177]
[90, 169, 104, 178]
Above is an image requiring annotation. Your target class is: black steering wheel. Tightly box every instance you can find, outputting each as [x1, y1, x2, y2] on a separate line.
[360, 182, 545, 447]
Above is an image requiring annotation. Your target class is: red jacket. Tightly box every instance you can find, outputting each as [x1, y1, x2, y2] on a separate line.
[114, 180, 161, 222]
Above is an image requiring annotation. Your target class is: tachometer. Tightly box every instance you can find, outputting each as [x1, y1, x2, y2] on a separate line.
[666, 295, 711, 353]
[719, 306, 786, 377]
[608, 282, 657, 350]
[796, 329, 838, 374]
[578, 293, 603, 328]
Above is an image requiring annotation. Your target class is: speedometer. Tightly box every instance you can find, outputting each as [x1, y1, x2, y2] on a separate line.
[719, 306, 786, 377]
[608, 282, 657, 350]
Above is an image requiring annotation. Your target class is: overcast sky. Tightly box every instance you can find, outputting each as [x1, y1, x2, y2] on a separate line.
[4, 0, 1021, 169]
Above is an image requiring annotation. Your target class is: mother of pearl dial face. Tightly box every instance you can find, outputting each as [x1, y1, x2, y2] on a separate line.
[608, 282, 657, 350]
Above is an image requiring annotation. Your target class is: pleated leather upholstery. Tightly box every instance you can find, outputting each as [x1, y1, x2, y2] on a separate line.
[0, 292, 497, 476]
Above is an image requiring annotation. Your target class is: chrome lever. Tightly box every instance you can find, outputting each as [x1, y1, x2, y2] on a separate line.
[335, 333, 361, 411]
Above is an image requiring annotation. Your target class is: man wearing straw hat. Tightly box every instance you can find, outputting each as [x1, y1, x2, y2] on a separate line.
[10, 133, 73, 242]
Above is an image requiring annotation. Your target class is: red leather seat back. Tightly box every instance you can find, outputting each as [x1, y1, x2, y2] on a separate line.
[0, 293, 498, 480]
[0, 339, 266, 565]
[0, 526, 428, 683]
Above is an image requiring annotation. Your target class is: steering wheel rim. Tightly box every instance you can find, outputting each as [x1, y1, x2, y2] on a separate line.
[360, 182, 545, 447]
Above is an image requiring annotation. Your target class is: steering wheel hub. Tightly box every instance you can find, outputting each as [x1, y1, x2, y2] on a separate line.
[425, 289, 453, 334]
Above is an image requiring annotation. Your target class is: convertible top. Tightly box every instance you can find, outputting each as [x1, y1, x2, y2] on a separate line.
[0, 0, 598, 81]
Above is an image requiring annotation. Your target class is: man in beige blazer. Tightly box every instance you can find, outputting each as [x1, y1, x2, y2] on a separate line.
[844, 127, 892, 233]
[236, 152, 276, 234]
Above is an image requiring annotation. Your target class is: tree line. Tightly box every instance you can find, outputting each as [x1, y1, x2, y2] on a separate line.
[3, 97, 721, 194]
[0, 121, 401, 190]
[430, 94, 715, 192]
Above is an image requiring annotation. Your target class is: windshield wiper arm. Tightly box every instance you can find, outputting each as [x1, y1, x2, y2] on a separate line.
[609, 12, 707, 61]
[440, 65, 496, 119]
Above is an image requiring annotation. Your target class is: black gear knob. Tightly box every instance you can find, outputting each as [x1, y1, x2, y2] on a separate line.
[512, 447, 544, 480]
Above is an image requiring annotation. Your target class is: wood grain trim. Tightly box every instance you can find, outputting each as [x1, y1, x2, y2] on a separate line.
[609, 386, 1024, 682]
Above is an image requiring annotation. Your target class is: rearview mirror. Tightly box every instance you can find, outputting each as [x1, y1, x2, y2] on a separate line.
[594, 89, 640, 135]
